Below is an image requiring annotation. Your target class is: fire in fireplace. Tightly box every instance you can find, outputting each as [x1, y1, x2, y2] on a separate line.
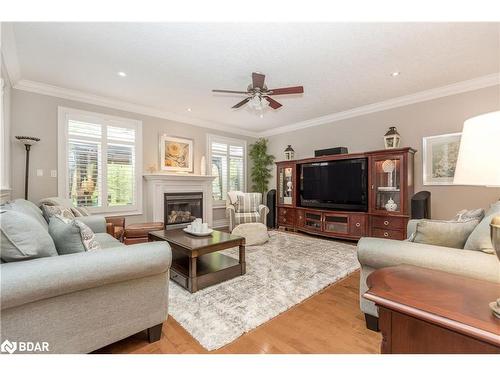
[164, 192, 203, 229]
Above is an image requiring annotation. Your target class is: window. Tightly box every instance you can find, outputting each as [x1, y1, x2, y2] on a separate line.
[207, 135, 246, 202]
[58, 107, 142, 215]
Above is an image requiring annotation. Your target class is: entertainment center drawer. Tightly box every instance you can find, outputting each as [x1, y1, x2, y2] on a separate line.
[371, 215, 406, 230]
[278, 207, 295, 226]
[371, 228, 406, 240]
[349, 214, 367, 237]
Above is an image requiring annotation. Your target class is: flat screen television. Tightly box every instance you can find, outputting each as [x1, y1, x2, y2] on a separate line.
[299, 158, 368, 211]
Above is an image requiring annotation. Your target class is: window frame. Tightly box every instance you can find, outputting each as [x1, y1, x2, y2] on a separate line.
[57, 106, 143, 216]
[206, 134, 247, 206]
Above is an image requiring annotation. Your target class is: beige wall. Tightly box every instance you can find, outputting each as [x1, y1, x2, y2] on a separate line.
[267, 86, 500, 219]
[10, 89, 256, 224]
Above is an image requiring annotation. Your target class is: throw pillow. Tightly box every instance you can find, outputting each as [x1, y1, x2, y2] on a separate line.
[41, 204, 75, 223]
[236, 193, 262, 213]
[71, 206, 91, 217]
[0, 210, 58, 262]
[464, 201, 500, 254]
[2, 199, 49, 229]
[412, 219, 480, 249]
[48, 215, 101, 255]
[454, 208, 485, 222]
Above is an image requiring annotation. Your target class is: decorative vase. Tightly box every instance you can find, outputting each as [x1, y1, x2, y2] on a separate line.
[200, 156, 206, 175]
[385, 198, 398, 212]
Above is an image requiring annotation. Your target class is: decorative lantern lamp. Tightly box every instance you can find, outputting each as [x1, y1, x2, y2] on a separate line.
[384, 127, 401, 149]
[284, 145, 295, 160]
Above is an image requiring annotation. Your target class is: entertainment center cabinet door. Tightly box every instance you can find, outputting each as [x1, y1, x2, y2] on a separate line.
[370, 154, 405, 215]
[277, 162, 296, 207]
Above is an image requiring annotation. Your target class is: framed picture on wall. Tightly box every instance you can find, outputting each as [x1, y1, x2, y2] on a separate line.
[422, 132, 462, 185]
[159, 135, 194, 172]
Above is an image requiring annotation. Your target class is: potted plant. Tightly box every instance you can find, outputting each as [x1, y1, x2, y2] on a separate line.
[249, 138, 275, 196]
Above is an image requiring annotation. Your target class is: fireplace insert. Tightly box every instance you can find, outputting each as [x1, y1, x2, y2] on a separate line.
[164, 192, 203, 229]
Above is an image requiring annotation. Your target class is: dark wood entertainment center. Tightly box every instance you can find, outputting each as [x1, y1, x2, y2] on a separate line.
[276, 147, 416, 240]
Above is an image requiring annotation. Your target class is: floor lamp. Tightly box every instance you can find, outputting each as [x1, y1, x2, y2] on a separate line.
[15, 135, 40, 200]
[453, 111, 500, 318]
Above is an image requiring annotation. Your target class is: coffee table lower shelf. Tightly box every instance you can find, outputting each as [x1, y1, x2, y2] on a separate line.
[171, 252, 244, 292]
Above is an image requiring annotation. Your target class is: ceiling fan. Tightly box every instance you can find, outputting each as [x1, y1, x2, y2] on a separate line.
[212, 72, 304, 110]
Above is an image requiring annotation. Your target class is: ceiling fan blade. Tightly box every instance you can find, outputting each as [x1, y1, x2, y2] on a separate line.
[265, 96, 283, 109]
[212, 89, 249, 94]
[252, 72, 266, 89]
[268, 86, 304, 95]
[232, 97, 251, 109]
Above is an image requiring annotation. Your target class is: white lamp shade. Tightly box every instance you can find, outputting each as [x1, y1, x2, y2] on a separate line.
[454, 111, 500, 187]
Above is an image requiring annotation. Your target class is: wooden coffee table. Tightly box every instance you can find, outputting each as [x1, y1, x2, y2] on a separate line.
[364, 265, 500, 354]
[148, 228, 245, 293]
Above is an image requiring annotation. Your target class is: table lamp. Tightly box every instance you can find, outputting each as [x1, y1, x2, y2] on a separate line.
[453, 111, 500, 318]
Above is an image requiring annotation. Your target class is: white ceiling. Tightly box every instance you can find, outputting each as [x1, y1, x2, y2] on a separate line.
[5, 22, 500, 136]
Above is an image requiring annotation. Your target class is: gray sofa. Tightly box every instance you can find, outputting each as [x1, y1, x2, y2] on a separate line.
[1, 199, 172, 353]
[357, 218, 500, 330]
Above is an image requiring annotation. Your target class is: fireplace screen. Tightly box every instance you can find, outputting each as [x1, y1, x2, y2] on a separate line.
[164, 192, 203, 229]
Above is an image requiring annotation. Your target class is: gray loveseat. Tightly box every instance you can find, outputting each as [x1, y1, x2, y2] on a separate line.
[0, 199, 172, 353]
[357, 209, 500, 331]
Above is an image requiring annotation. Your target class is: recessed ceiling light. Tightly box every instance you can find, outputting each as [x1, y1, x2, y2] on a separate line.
[259, 114, 264, 118]
[391, 71, 400, 77]
[117, 71, 127, 77]
[187, 108, 192, 112]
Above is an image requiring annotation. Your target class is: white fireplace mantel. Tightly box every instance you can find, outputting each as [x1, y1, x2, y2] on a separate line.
[143, 173, 216, 225]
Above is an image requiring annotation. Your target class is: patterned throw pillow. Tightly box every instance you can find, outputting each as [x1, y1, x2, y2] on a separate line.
[235, 193, 262, 213]
[41, 204, 75, 223]
[454, 208, 485, 222]
[48, 215, 101, 254]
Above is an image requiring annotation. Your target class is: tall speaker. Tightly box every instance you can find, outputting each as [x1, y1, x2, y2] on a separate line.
[411, 191, 431, 219]
[266, 189, 277, 228]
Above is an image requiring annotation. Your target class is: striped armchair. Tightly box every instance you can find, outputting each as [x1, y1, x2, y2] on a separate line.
[226, 191, 269, 232]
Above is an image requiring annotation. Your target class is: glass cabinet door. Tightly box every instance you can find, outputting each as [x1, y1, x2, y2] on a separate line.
[372, 156, 403, 214]
[278, 165, 294, 205]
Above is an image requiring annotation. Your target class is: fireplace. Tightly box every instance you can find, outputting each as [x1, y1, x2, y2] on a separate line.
[164, 192, 203, 229]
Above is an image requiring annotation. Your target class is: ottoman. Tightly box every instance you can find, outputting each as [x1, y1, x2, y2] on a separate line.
[231, 222, 269, 246]
[124, 222, 164, 245]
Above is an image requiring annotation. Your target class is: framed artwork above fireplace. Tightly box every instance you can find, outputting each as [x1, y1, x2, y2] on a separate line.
[159, 134, 194, 172]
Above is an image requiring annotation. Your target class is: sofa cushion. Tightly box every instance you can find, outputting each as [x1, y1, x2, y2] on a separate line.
[94, 233, 124, 249]
[41, 204, 75, 223]
[464, 200, 500, 254]
[235, 193, 262, 213]
[2, 199, 48, 229]
[0, 210, 58, 262]
[48, 215, 101, 255]
[412, 219, 479, 249]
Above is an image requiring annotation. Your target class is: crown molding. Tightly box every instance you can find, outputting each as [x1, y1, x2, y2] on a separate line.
[13, 79, 260, 138]
[1, 22, 21, 84]
[260, 73, 500, 137]
[11, 73, 499, 139]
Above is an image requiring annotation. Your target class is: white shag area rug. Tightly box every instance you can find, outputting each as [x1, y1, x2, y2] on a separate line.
[168, 231, 359, 351]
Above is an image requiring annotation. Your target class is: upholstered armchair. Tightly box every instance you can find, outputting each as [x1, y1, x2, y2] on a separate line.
[226, 191, 269, 232]
[37, 197, 125, 242]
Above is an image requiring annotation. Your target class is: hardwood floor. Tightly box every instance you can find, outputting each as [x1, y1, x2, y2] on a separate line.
[97, 270, 381, 354]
